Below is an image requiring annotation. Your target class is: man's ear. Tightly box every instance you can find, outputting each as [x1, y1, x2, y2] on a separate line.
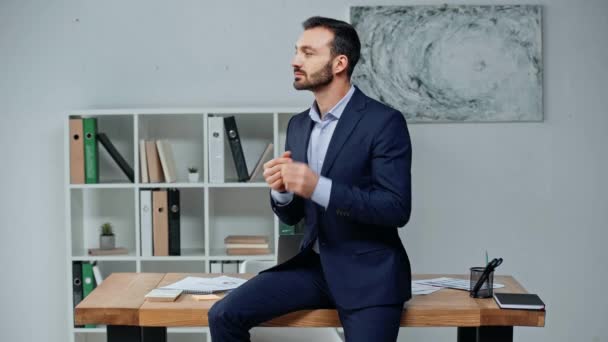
[333, 55, 349, 75]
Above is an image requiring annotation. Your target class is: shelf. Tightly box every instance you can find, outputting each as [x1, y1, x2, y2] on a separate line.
[69, 183, 135, 189]
[207, 182, 268, 188]
[140, 248, 206, 261]
[208, 249, 276, 261]
[67, 110, 296, 342]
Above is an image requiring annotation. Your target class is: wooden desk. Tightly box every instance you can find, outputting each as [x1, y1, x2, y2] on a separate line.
[75, 273, 545, 342]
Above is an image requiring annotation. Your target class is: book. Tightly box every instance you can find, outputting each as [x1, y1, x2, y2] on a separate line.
[223, 116, 250, 182]
[249, 143, 273, 181]
[88, 247, 129, 256]
[156, 139, 177, 183]
[82, 118, 99, 184]
[92, 262, 103, 286]
[225, 243, 270, 249]
[224, 235, 268, 244]
[97, 132, 134, 182]
[139, 140, 149, 183]
[493, 293, 545, 310]
[208, 116, 225, 183]
[145, 288, 183, 302]
[69, 118, 85, 184]
[226, 248, 271, 255]
[146, 140, 164, 183]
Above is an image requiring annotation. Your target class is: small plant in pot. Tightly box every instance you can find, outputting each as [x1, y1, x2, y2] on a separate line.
[100, 222, 115, 250]
[188, 166, 199, 182]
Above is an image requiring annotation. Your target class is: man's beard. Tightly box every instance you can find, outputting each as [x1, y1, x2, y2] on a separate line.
[293, 61, 333, 91]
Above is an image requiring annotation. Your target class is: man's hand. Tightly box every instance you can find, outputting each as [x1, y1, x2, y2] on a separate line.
[263, 151, 292, 192]
[281, 162, 319, 199]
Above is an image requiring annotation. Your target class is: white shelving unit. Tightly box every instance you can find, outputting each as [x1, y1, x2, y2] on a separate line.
[65, 108, 302, 342]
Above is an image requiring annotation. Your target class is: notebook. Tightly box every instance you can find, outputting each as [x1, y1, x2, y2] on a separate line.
[145, 288, 183, 302]
[493, 293, 545, 310]
[158, 276, 248, 294]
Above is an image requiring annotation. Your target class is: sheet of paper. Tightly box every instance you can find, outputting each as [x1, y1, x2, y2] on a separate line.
[412, 281, 442, 295]
[159, 276, 248, 293]
[415, 277, 504, 291]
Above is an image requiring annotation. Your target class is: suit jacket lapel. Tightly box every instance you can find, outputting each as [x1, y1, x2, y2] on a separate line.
[320, 87, 368, 176]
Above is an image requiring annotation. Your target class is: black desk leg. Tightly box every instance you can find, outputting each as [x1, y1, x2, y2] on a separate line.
[457, 326, 513, 342]
[107, 325, 167, 342]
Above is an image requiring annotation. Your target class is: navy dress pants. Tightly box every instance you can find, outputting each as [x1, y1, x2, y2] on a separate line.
[208, 249, 404, 341]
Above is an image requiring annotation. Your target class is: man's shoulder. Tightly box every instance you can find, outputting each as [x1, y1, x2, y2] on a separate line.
[288, 108, 311, 126]
[359, 90, 401, 117]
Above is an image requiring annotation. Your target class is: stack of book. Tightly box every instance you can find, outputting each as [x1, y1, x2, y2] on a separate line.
[139, 139, 178, 183]
[224, 235, 270, 255]
[69, 117, 134, 184]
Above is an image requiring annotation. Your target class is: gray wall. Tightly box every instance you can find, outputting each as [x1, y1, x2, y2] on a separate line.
[1, 0, 606, 341]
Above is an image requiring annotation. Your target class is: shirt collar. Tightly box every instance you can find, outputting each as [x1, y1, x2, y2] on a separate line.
[308, 85, 356, 123]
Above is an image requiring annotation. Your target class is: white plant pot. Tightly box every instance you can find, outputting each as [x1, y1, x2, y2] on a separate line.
[100, 235, 115, 250]
[188, 173, 200, 182]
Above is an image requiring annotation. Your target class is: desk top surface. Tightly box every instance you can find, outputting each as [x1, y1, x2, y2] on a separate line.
[75, 273, 545, 328]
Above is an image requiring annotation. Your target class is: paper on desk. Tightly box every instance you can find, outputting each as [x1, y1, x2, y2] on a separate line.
[416, 277, 504, 291]
[412, 281, 442, 295]
[159, 276, 248, 294]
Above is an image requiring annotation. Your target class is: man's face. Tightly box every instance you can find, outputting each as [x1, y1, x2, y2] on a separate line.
[292, 27, 335, 91]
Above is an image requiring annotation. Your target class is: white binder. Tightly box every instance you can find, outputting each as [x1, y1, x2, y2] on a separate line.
[208, 116, 225, 183]
[140, 190, 153, 257]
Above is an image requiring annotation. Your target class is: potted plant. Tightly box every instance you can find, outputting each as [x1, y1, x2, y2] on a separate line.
[100, 222, 115, 250]
[188, 166, 199, 182]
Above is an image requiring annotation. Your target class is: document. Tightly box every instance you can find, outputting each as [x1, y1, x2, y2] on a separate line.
[412, 281, 442, 295]
[416, 277, 504, 291]
[159, 276, 248, 294]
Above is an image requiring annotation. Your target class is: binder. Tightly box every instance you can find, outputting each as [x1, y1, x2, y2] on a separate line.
[152, 190, 169, 256]
[208, 116, 225, 183]
[82, 118, 99, 184]
[139, 140, 149, 183]
[72, 261, 83, 328]
[140, 190, 153, 257]
[167, 188, 181, 256]
[156, 140, 177, 183]
[92, 262, 103, 286]
[81, 261, 96, 328]
[69, 118, 85, 184]
[221, 260, 239, 273]
[210, 261, 222, 274]
[223, 116, 250, 182]
[97, 132, 134, 182]
[146, 140, 164, 183]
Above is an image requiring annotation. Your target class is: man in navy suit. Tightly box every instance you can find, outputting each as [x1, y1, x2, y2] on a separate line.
[209, 16, 412, 342]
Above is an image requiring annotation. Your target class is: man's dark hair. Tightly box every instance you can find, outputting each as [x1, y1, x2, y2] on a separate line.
[302, 16, 361, 78]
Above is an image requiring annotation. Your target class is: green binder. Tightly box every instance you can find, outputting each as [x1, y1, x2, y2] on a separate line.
[81, 262, 97, 328]
[83, 118, 99, 184]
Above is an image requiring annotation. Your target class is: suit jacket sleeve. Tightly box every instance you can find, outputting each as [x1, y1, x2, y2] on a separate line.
[329, 110, 412, 227]
[269, 116, 306, 226]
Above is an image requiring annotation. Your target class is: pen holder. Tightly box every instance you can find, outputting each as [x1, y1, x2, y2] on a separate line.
[469, 266, 494, 298]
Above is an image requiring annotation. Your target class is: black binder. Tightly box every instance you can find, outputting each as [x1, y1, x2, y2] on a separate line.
[168, 188, 181, 256]
[97, 132, 135, 182]
[72, 261, 84, 327]
[223, 116, 250, 182]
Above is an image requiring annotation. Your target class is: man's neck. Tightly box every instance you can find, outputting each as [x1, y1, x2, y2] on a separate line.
[313, 80, 352, 119]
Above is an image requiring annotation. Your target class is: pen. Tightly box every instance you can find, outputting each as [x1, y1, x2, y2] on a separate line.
[471, 258, 503, 297]
[485, 250, 488, 265]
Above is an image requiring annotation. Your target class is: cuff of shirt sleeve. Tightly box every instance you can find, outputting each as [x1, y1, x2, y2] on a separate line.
[311, 176, 331, 209]
[271, 189, 294, 206]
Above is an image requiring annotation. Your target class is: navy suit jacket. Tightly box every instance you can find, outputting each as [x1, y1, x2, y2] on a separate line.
[266, 86, 412, 310]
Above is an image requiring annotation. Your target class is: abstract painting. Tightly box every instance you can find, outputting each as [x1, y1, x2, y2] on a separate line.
[350, 5, 543, 122]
